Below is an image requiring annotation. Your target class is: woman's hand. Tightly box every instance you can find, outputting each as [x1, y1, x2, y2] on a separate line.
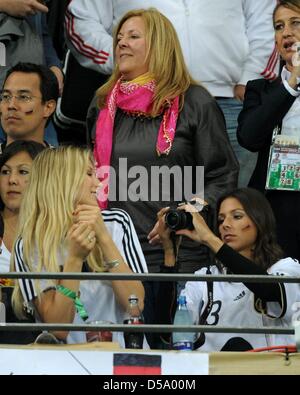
[156, 207, 173, 250]
[234, 84, 246, 102]
[176, 204, 214, 244]
[147, 220, 161, 245]
[73, 204, 109, 243]
[67, 222, 96, 260]
[176, 204, 224, 253]
[156, 207, 181, 267]
[148, 198, 208, 245]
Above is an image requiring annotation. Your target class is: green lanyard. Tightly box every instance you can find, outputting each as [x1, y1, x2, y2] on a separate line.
[56, 285, 88, 321]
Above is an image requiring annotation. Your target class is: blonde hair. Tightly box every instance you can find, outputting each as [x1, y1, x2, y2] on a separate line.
[12, 146, 104, 318]
[97, 8, 197, 115]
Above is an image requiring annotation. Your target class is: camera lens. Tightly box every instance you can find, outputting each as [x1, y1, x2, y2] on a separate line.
[165, 210, 181, 230]
[165, 209, 194, 231]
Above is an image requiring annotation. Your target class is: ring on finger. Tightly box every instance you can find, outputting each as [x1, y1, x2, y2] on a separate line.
[87, 234, 94, 243]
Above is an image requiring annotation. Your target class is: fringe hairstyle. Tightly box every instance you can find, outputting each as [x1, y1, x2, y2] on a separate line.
[12, 146, 104, 318]
[0, 140, 46, 210]
[97, 7, 197, 115]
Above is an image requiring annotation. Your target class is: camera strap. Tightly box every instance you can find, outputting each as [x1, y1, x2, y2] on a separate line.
[170, 231, 181, 270]
[193, 266, 214, 350]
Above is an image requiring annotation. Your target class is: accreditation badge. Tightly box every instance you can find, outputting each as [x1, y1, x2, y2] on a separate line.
[266, 128, 300, 191]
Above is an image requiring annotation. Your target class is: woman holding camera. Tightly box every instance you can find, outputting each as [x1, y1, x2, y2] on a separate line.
[156, 188, 300, 351]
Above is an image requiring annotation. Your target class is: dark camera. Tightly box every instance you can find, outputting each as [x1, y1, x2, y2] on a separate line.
[165, 208, 193, 231]
[165, 202, 210, 231]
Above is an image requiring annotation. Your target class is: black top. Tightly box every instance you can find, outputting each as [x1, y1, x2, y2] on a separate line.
[237, 77, 297, 191]
[89, 85, 239, 272]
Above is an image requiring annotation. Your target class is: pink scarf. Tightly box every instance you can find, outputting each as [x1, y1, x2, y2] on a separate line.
[94, 78, 179, 208]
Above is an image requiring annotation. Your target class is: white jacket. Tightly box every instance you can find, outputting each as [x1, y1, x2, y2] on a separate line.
[65, 0, 278, 97]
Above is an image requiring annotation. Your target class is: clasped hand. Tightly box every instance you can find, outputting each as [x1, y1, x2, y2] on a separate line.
[67, 203, 106, 260]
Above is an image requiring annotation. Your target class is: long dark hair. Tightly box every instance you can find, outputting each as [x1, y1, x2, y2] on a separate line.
[216, 188, 283, 270]
[0, 140, 46, 210]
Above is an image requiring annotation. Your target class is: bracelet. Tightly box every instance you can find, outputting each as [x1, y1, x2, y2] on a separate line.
[104, 259, 120, 271]
[56, 285, 88, 321]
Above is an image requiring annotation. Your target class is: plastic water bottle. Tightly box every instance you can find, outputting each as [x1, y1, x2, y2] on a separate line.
[172, 295, 194, 351]
[123, 294, 144, 349]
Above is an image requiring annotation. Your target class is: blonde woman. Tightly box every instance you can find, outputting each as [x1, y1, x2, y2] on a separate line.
[88, 8, 238, 348]
[12, 146, 146, 345]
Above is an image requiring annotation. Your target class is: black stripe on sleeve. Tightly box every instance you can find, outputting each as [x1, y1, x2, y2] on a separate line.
[14, 238, 37, 303]
[103, 209, 143, 273]
[102, 209, 146, 273]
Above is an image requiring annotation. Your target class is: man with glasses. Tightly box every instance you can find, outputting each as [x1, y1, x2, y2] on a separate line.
[0, 62, 59, 152]
[0, 0, 63, 146]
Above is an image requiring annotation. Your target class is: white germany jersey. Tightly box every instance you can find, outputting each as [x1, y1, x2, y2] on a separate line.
[14, 208, 148, 346]
[182, 257, 300, 351]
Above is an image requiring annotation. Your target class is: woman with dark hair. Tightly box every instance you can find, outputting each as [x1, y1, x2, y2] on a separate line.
[0, 140, 45, 344]
[156, 188, 300, 351]
[237, 0, 300, 262]
[0, 140, 46, 273]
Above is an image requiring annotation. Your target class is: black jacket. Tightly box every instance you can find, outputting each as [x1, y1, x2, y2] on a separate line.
[87, 85, 239, 272]
[237, 77, 297, 191]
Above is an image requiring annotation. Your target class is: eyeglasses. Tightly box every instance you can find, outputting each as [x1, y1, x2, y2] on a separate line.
[0, 93, 42, 104]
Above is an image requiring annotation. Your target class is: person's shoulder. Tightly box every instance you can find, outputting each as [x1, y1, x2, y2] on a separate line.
[185, 84, 213, 99]
[269, 257, 300, 276]
[184, 84, 216, 108]
[194, 265, 220, 275]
